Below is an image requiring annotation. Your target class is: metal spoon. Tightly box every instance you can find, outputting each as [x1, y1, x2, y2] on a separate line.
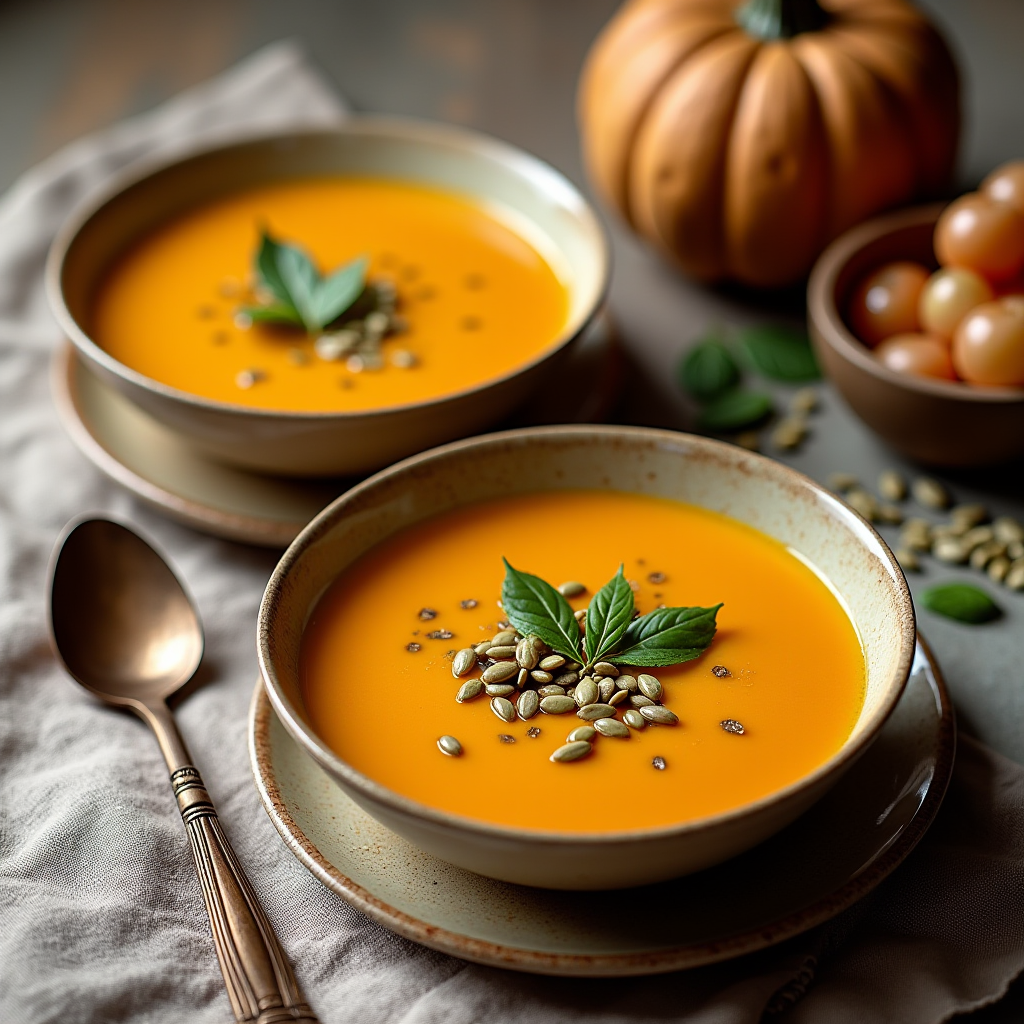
[48, 517, 318, 1024]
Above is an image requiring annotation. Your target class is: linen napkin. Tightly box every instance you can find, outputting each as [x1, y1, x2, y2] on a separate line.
[1, 40, 1024, 1024]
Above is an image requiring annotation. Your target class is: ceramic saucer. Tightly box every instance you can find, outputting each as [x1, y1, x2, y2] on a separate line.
[249, 638, 955, 977]
[51, 311, 620, 547]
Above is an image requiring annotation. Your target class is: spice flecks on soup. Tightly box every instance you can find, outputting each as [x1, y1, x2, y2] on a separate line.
[300, 491, 866, 834]
[91, 178, 569, 411]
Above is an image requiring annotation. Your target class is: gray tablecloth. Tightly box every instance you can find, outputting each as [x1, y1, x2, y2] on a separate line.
[2, 41, 1024, 1024]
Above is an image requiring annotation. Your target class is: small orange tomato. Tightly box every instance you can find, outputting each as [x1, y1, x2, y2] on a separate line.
[919, 267, 994, 338]
[934, 192, 1024, 283]
[848, 261, 929, 347]
[981, 160, 1024, 216]
[952, 296, 1024, 386]
[875, 333, 957, 381]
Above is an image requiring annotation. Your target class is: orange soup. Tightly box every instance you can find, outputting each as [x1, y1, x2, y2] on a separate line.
[92, 178, 569, 412]
[301, 491, 866, 834]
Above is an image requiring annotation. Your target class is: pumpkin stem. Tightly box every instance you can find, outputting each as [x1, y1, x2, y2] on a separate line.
[735, 0, 830, 39]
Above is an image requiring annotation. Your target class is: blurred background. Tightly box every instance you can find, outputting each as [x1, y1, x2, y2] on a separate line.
[1, 0, 1021, 198]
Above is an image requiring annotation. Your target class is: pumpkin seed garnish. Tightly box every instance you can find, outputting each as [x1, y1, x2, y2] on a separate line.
[878, 470, 907, 502]
[474, 641, 493, 655]
[550, 740, 592, 763]
[608, 689, 628, 707]
[418, 608, 438, 620]
[516, 636, 542, 669]
[530, 670, 553, 684]
[598, 678, 616, 703]
[630, 694, 654, 708]
[482, 662, 518, 683]
[537, 685, 566, 698]
[456, 680, 483, 703]
[594, 718, 630, 738]
[615, 674, 638, 692]
[721, 719, 745, 735]
[913, 477, 951, 510]
[574, 679, 599, 707]
[623, 710, 645, 730]
[405, 642, 421, 653]
[651, 756, 667, 771]
[490, 696, 516, 723]
[452, 648, 477, 677]
[712, 665, 731, 678]
[526, 726, 542, 738]
[639, 706, 679, 725]
[426, 629, 454, 640]
[486, 644, 517, 658]
[577, 703, 616, 721]
[437, 735, 462, 757]
[593, 662, 619, 677]
[558, 581, 587, 598]
[539, 655, 566, 671]
[460, 599, 479, 609]
[517, 690, 540, 720]
[498, 734, 516, 744]
[568, 726, 596, 742]
[553, 671, 579, 687]
[492, 629, 518, 646]
[485, 683, 516, 697]
[540, 695, 576, 715]
[638, 674, 663, 702]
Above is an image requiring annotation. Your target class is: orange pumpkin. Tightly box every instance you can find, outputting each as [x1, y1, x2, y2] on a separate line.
[578, 0, 960, 288]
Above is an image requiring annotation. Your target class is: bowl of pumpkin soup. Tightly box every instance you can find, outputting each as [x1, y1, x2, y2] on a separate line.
[257, 426, 916, 890]
[46, 119, 608, 477]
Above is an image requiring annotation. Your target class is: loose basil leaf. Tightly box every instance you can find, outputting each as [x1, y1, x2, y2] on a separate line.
[679, 335, 740, 401]
[697, 389, 773, 432]
[501, 559, 581, 662]
[738, 326, 820, 382]
[312, 255, 368, 329]
[610, 604, 722, 667]
[275, 242, 321, 330]
[921, 583, 1001, 624]
[239, 304, 305, 327]
[584, 565, 635, 665]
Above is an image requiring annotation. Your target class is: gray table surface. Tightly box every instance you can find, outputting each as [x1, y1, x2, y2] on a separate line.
[2, 1, 1022, 1019]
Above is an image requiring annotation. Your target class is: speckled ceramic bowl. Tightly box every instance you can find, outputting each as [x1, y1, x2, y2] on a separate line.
[808, 203, 1024, 466]
[257, 426, 916, 890]
[46, 118, 608, 477]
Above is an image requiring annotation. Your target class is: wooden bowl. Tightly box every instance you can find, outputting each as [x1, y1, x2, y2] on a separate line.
[808, 204, 1024, 467]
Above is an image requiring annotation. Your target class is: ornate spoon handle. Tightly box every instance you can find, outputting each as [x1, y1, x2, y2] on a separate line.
[171, 765, 319, 1023]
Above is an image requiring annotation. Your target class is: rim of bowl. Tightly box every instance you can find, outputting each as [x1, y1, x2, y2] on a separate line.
[257, 424, 917, 847]
[45, 115, 611, 422]
[808, 202, 1024, 404]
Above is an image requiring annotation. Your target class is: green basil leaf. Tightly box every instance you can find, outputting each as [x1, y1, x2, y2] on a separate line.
[501, 559, 582, 663]
[697, 389, 773, 432]
[311, 255, 368, 329]
[239, 304, 305, 327]
[254, 230, 295, 309]
[274, 242, 321, 330]
[921, 583, 1001, 624]
[610, 604, 721, 667]
[584, 565, 635, 665]
[679, 336, 740, 401]
[738, 326, 820, 382]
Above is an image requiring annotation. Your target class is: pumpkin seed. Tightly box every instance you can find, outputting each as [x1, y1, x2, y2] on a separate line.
[846, 488, 879, 521]
[933, 521, 968, 540]
[640, 705, 679, 725]
[651, 755, 667, 771]
[474, 641, 493, 655]
[452, 648, 477, 678]
[498, 733, 516, 744]
[720, 719, 745, 735]
[568, 726, 596, 742]
[456, 680, 483, 703]
[492, 629, 518, 646]
[598, 678, 616, 703]
[952, 504, 989, 530]
[878, 469, 907, 502]
[877, 504, 904, 526]
[623, 710, 645, 730]
[539, 655, 566, 671]
[550, 740, 592, 763]
[517, 690, 540, 720]
[638, 674, 663, 701]
[593, 662, 619, 677]
[994, 517, 1024, 545]
[537, 685, 566, 698]
[790, 387, 818, 415]
[901, 518, 933, 552]
[988, 556, 1011, 583]
[615, 674, 638, 692]
[594, 718, 630, 738]
[482, 662, 518, 683]
[574, 679, 599, 707]
[553, 671, 579, 687]
[490, 696, 516, 723]
[1008, 540, 1024, 561]
[608, 689, 628, 706]
[912, 476, 951, 510]
[1006, 560, 1024, 591]
[895, 548, 921, 573]
[485, 683, 516, 697]
[531, 670, 553, 684]
[577, 703, 616, 721]
[970, 540, 1006, 570]
[630, 694, 655, 708]
[437, 735, 462, 757]
[540, 695, 576, 715]
[516, 637, 540, 670]
[516, 668, 530, 689]
[526, 726, 542, 738]
[486, 644, 517, 658]
[962, 525, 995, 551]
[558, 581, 586, 598]
[771, 415, 807, 451]
[712, 665, 731, 678]
[933, 537, 969, 564]
[827, 472, 858, 493]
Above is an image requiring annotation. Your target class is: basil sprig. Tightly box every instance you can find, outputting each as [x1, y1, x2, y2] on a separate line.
[502, 560, 721, 670]
[241, 229, 368, 333]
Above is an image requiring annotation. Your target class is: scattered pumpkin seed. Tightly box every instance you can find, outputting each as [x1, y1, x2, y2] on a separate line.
[1006, 560, 1024, 591]
[614, 674, 638, 692]
[608, 689, 628, 707]
[540, 695, 576, 715]
[474, 641, 493, 655]
[593, 662, 619, 677]
[490, 696, 516, 722]
[573, 609, 587, 622]
[492, 629, 518, 646]
[418, 608, 438, 620]
[962, 525, 995, 551]
[901, 518, 933, 552]
[550, 740, 592, 763]
[895, 548, 921, 572]
[498, 733, 516, 744]
[558, 581, 586, 598]
[1008, 540, 1024, 561]
[531, 670, 553, 684]
[640, 705, 679, 725]
[568, 726, 596, 742]
[426, 629, 454, 640]
[651, 756, 667, 771]
[988, 556, 1012, 583]
[877, 503, 904, 525]
[827, 472, 858, 492]
[712, 665, 731, 678]
[594, 718, 630, 738]
[720, 719, 745, 735]
[994, 517, 1024, 545]
[452, 648, 477, 678]
[623, 710, 646, 730]
[456, 680, 483, 703]
[437, 735, 462, 757]
[790, 387, 818, 415]
[516, 668, 529, 689]
[537, 685, 566, 698]
[598, 678, 616, 703]
[526, 726, 542, 738]
[912, 477, 951, 510]
[553, 671, 579, 687]
[517, 690, 540, 721]
[460, 599, 478, 609]
[486, 644, 517, 658]
[932, 521, 968, 540]
[933, 537, 970, 564]
[878, 470, 907, 502]
[406, 642, 421, 653]
[577, 703, 616, 721]
[969, 540, 1005, 570]
[539, 655, 565, 671]
[846, 488, 880, 521]
[482, 662, 518, 684]
[638, 674, 663, 701]
[771, 415, 808, 450]
[574, 679, 599, 707]
[485, 683, 516, 697]
[952, 504, 988, 530]
[630, 694, 655, 708]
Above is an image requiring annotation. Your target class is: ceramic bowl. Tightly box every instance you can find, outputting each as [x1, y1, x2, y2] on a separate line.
[46, 119, 608, 477]
[257, 426, 916, 890]
[808, 203, 1024, 467]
